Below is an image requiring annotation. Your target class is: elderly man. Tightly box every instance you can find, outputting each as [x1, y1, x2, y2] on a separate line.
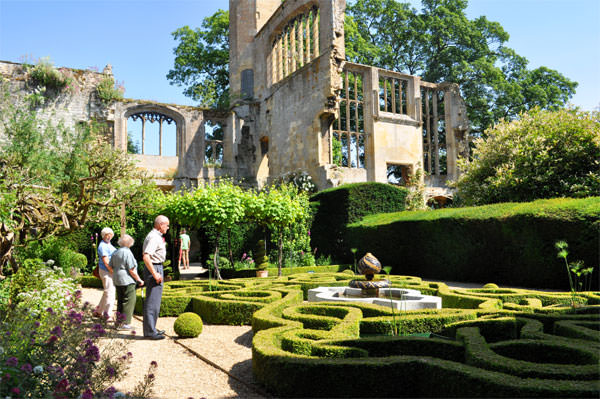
[142, 215, 169, 340]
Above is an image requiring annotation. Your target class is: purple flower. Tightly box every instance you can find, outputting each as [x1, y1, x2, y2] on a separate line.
[11, 387, 20, 395]
[20, 363, 32, 373]
[51, 326, 63, 337]
[74, 290, 82, 299]
[6, 357, 18, 367]
[107, 366, 116, 377]
[47, 335, 58, 345]
[46, 307, 54, 314]
[81, 388, 94, 399]
[54, 378, 69, 392]
[148, 373, 155, 380]
[127, 352, 133, 358]
[150, 361, 157, 367]
[85, 344, 100, 362]
[308, 230, 311, 236]
[34, 321, 40, 328]
[115, 312, 126, 322]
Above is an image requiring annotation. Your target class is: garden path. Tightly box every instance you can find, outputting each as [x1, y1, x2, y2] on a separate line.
[81, 288, 269, 399]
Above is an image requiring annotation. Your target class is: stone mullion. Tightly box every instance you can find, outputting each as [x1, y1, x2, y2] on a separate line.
[425, 89, 432, 173]
[283, 30, 289, 77]
[345, 72, 351, 167]
[391, 78, 396, 115]
[303, 14, 310, 64]
[433, 90, 440, 176]
[313, 9, 319, 58]
[290, 22, 297, 73]
[141, 116, 146, 155]
[276, 36, 282, 82]
[399, 79, 404, 114]
[297, 17, 304, 68]
[159, 117, 163, 156]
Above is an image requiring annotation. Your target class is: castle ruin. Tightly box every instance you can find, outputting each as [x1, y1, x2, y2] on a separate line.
[0, 0, 469, 200]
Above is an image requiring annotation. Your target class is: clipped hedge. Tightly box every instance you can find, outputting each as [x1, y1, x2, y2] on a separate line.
[342, 197, 600, 290]
[310, 183, 408, 260]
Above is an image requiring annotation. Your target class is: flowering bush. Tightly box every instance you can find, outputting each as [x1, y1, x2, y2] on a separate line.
[96, 76, 125, 104]
[27, 57, 71, 91]
[0, 267, 156, 398]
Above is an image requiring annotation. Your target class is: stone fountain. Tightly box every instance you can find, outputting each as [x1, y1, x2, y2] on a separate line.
[308, 253, 441, 310]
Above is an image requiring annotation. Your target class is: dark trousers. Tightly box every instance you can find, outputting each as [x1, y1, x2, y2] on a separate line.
[143, 264, 163, 337]
[116, 283, 136, 325]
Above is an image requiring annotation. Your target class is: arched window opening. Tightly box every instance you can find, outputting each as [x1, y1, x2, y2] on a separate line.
[204, 120, 224, 167]
[269, 6, 320, 86]
[127, 111, 177, 156]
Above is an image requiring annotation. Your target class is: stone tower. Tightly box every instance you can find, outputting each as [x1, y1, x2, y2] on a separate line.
[229, 0, 281, 101]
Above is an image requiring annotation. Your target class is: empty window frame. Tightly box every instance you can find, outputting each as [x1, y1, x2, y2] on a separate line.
[379, 75, 408, 115]
[127, 112, 177, 156]
[332, 69, 365, 168]
[204, 120, 224, 167]
[421, 87, 447, 175]
[270, 6, 320, 85]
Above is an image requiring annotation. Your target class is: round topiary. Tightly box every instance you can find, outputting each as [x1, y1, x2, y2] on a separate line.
[483, 283, 499, 289]
[173, 312, 203, 338]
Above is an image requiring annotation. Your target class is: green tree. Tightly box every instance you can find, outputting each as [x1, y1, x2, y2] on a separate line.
[345, 0, 577, 135]
[155, 181, 246, 280]
[454, 108, 600, 205]
[169, 2, 577, 136]
[166, 10, 230, 108]
[0, 87, 155, 275]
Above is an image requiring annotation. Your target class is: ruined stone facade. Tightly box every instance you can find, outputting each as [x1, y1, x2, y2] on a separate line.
[1, 0, 469, 198]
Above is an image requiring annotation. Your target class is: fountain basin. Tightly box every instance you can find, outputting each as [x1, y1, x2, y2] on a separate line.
[307, 287, 442, 310]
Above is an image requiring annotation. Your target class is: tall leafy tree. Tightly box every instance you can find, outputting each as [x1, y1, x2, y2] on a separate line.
[169, 1, 577, 135]
[166, 10, 230, 108]
[345, 0, 577, 134]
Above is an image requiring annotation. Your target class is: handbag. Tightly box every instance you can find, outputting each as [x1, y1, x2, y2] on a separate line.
[92, 265, 100, 279]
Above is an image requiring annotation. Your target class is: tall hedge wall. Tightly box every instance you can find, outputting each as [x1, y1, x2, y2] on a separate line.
[310, 183, 408, 260]
[320, 197, 599, 290]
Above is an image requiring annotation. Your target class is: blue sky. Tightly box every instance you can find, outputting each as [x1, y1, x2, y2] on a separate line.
[1, 0, 599, 113]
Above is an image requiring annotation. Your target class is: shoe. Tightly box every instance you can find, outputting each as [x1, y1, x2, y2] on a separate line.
[157, 329, 166, 335]
[118, 324, 133, 331]
[146, 334, 165, 340]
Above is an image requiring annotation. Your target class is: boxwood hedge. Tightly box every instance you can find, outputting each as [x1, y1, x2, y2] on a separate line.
[80, 271, 599, 397]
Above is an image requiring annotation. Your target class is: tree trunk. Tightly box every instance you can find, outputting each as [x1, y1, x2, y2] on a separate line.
[277, 230, 283, 277]
[213, 230, 223, 280]
[227, 228, 234, 269]
[0, 223, 15, 276]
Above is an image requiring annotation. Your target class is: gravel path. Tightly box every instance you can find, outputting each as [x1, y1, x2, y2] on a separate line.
[82, 288, 269, 399]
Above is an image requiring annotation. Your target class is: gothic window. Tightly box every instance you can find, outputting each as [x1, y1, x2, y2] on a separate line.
[269, 6, 320, 86]
[127, 111, 177, 156]
[332, 68, 365, 168]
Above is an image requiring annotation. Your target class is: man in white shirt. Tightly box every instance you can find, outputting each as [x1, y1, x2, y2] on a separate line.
[142, 215, 169, 340]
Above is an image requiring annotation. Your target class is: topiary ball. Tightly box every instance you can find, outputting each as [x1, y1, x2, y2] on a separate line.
[173, 312, 203, 338]
[483, 283, 499, 289]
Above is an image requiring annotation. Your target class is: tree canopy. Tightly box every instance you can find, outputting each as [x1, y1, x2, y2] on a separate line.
[168, 0, 577, 135]
[454, 108, 600, 205]
[166, 10, 230, 109]
[345, 0, 577, 135]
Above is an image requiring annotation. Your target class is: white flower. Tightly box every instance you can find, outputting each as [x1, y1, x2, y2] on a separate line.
[0, 346, 3, 355]
[33, 365, 43, 374]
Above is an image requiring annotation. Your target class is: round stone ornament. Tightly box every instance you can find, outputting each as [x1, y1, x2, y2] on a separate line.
[357, 252, 382, 276]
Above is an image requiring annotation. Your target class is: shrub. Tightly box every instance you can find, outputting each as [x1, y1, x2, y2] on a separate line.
[310, 182, 408, 262]
[173, 312, 203, 337]
[96, 76, 124, 103]
[58, 249, 88, 275]
[455, 108, 600, 205]
[343, 197, 600, 290]
[27, 57, 71, 91]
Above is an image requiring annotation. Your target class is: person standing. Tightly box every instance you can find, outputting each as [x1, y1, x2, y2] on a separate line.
[179, 228, 191, 270]
[110, 234, 144, 330]
[142, 215, 169, 340]
[95, 227, 116, 320]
